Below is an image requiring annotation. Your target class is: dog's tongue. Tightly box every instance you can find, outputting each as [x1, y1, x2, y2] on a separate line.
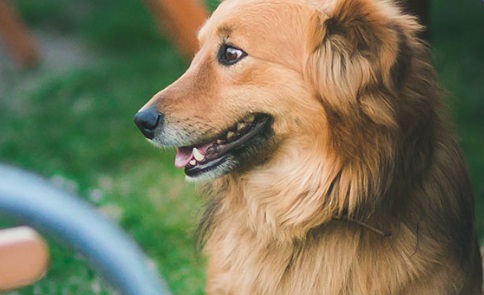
[174, 143, 212, 168]
[175, 147, 193, 168]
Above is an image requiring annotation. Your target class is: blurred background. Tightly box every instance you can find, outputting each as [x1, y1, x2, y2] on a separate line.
[0, 0, 482, 294]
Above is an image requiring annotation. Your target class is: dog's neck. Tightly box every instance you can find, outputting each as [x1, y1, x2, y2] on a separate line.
[202, 138, 398, 243]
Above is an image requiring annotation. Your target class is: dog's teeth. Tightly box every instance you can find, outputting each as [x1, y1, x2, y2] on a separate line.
[237, 122, 247, 131]
[227, 131, 235, 140]
[246, 115, 255, 123]
[193, 147, 205, 161]
[189, 159, 197, 166]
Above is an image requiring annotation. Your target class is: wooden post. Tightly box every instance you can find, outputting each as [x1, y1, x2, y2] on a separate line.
[0, 1, 40, 68]
[143, 0, 209, 59]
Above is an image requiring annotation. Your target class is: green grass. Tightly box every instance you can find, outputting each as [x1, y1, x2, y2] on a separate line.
[430, 0, 484, 237]
[1, 0, 483, 294]
[2, 0, 205, 293]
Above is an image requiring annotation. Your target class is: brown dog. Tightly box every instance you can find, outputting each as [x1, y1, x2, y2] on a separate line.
[134, 0, 483, 293]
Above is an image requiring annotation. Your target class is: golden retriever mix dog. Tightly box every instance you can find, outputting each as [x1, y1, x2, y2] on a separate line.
[134, 0, 483, 293]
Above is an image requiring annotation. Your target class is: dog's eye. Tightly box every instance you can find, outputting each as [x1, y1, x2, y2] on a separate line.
[218, 45, 247, 65]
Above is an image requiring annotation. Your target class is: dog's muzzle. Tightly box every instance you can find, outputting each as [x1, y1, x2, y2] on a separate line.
[134, 106, 163, 139]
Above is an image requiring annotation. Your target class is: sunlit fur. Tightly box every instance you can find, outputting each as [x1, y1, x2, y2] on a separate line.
[141, 0, 483, 293]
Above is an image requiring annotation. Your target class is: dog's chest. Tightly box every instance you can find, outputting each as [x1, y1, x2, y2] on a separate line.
[203, 218, 454, 295]
[204, 224, 366, 294]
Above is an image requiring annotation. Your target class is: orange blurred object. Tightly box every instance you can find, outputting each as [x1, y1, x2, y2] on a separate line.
[0, 227, 49, 291]
[0, 1, 40, 69]
[144, 0, 209, 59]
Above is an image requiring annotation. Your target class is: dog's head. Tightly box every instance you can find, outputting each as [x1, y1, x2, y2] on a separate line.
[135, 0, 428, 189]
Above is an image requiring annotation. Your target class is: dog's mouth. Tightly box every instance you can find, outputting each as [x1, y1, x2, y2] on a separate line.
[174, 113, 273, 179]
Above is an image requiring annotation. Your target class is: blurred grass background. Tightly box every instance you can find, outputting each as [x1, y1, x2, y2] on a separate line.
[0, 0, 482, 294]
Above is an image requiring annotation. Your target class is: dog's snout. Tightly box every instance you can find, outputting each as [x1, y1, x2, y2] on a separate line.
[134, 106, 163, 139]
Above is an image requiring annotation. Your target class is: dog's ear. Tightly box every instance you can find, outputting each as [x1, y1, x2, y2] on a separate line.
[306, 0, 411, 127]
[305, 0, 427, 216]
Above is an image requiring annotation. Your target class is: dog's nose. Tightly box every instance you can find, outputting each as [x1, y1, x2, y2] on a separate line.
[134, 106, 163, 139]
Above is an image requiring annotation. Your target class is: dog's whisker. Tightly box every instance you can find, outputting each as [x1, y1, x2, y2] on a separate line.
[335, 217, 392, 238]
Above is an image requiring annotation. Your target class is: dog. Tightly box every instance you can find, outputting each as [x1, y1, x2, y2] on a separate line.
[134, 0, 483, 293]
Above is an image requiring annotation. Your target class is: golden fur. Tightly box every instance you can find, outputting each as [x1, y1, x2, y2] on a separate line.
[139, 0, 483, 293]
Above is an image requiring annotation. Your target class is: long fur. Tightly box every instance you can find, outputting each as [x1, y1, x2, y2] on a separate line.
[142, 0, 483, 293]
